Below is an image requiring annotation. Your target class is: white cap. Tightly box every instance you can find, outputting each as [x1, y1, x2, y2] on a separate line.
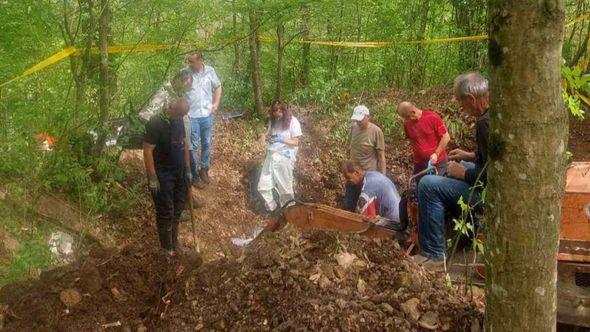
[351, 105, 370, 121]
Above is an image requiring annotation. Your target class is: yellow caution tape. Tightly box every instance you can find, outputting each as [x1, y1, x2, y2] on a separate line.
[0, 46, 77, 88]
[566, 12, 590, 27]
[2, 12, 589, 88]
[258, 34, 488, 48]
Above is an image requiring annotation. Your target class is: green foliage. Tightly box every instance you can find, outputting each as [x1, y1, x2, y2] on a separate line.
[0, 236, 52, 286]
[372, 105, 403, 138]
[0, 199, 51, 286]
[561, 61, 589, 119]
[444, 116, 469, 142]
[330, 113, 350, 143]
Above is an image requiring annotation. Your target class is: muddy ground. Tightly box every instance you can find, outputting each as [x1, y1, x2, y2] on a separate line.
[0, 86, 587, 331]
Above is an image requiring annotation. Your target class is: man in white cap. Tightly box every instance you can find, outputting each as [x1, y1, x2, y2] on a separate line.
[342, 105, 386, 212]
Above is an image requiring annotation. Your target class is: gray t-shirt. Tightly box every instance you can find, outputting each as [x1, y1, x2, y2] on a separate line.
[356, 171, 401, 223]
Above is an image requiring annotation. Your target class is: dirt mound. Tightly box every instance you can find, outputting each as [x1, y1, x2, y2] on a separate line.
[163, 226, 482, 331]
[0, 228, 482, 332]
[0, 234, 189, 331]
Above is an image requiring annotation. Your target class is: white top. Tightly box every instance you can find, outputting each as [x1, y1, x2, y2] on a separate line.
[187, 65, 221, 118]
[138, 82, 192, 150]
[267, 116, 302, 153]
[139, 82, 175, 123]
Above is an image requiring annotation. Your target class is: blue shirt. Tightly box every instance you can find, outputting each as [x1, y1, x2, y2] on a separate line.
[356, 171, 401, 223]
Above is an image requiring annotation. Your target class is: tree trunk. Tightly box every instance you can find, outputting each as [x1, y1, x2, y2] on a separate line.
[329, 0, 344, 79]
[299, 4, 310, 88]
[452, 0, 486, 71]
[94, 0, 110, 156]
[567, 21, 590, 67]
[486, 1, 567, 331]
[412, 0, 430, 88]
[275, 23, 285, 101]
[248, 9, 264, 116]
[61, 0, 96, 125]
[232, 0, 240, 73]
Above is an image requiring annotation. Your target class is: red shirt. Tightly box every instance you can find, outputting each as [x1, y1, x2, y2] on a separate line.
[403, 108, 448, 167]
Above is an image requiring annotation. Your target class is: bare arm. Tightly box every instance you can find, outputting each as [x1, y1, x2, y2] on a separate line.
[378, 150, 386, 174]
[259, 133, 266, 146]
[448, 148, 476, 162]
[212, 85, 222, 112]
[283, 137, 299, 146]
[435, 132, 450, 156]
[143, 143, 156, 177]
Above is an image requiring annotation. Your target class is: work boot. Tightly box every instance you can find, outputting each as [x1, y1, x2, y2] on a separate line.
[411, 254, 430, 265]
[422, 259, 445, 271]
[200, 167, 210, 185]
[194, 197, 205, 208]
[179, 210, 190, 223]
[192, 174, 205, 189]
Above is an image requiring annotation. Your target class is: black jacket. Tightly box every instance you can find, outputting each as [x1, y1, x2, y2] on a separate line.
[464, 111, 489, 187]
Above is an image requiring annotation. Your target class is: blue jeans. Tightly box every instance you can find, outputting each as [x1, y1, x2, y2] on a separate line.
[190, 115, 213, 175]
[417, 170, 480, 260]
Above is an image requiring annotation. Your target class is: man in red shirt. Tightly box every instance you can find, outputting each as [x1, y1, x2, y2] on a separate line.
[398, 101, 450, 178]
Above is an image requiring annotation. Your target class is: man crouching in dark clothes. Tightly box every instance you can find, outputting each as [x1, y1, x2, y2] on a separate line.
[143, 98, 192, 256]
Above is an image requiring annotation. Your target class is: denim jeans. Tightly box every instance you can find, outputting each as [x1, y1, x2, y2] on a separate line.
[190, 115, 213, 176]
[417, 170, 480, 260]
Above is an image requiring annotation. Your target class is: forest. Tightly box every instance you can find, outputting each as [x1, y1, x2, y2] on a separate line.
[0, 0, 589, 331]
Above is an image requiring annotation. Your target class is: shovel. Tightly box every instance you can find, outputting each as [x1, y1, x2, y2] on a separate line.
[186, 184, 200, 253]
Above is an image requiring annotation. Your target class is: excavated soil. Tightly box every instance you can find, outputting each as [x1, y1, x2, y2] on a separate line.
[165, 226, 482, 331]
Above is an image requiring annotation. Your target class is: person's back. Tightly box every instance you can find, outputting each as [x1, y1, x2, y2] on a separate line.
[144, 114, 185, 172]
[358, 171, 401, 222]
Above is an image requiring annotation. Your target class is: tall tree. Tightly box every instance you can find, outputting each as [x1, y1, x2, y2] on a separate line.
[486, 0, 567, 330]
[94, 0, 111, 156]
[232, 0, 241, 73]
[452, 0, 487, 71]
[412, 0, 430, 88]
[275, 22, 285, 100]
[59, 0, 96, 124]
[248, 8, 264, 115]
[298, 4, 311, 88]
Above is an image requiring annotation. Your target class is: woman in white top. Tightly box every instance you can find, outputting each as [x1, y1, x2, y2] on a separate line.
[257, 101, 303, 212]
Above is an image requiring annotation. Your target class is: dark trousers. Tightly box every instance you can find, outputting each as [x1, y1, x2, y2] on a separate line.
[152, 169, 187, 250]
[416, 162, 479, 260]
[342, 183, 362, 212]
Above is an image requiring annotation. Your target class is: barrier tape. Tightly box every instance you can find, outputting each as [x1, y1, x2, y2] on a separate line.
[1, 12, 589, 88]
[259, 34, 489, 48]
[566, 12, 590, 27]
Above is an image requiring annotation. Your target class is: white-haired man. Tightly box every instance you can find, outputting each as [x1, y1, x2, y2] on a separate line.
[413, 72, 489, 270]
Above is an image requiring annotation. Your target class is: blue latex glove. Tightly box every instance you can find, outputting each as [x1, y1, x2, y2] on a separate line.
[270, 135, 285, 144]
[426, 161, 435, 175]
